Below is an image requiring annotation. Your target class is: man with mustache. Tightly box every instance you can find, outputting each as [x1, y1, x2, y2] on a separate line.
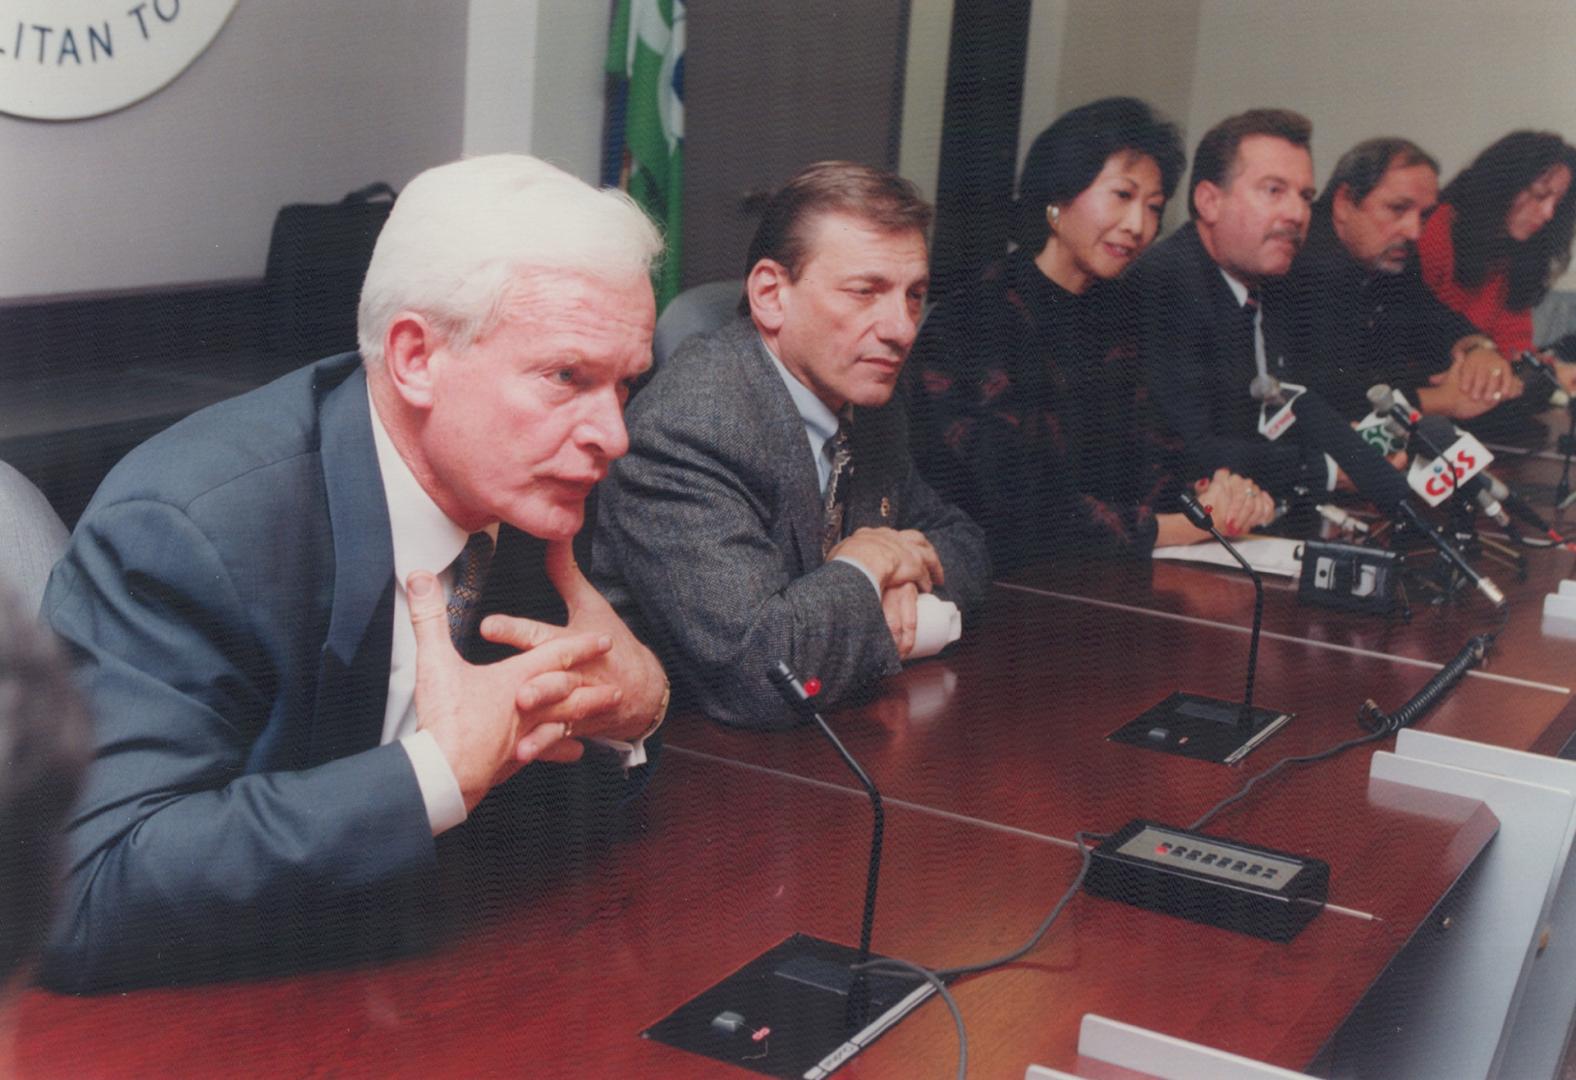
[39, 155, 670, 990]
[1278, 137, 1521, 422]
[593, 162, 989, 730]
[1130, 109, 1327, 496]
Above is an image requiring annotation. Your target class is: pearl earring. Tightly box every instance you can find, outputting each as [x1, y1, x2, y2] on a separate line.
[1048, 205, 1061, 231]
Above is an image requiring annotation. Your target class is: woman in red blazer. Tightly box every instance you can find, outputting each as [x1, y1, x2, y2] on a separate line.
[1419, 131, 1576, 359]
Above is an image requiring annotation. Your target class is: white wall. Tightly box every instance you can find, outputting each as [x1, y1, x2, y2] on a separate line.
[527, 3, 612, 183]
[1017, 0, 1069, 176]
[1185, 0, 1576, 195]
[465, 1, 610, 183]
[897, 0, 955, 204]
[1019, 0, 1202, 231]
[0, 1, 468, 300]
[1185, 0, 1576, 286]
[1023, 0, 1576, 283]
[463, 0, 541, 159]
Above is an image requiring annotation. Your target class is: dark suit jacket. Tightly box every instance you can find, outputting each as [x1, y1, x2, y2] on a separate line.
[41, 353, 639, 991]
[592, 318, 989, 730]
[1130, 222, 1326, 494]
[1276, 209, 1476, 420]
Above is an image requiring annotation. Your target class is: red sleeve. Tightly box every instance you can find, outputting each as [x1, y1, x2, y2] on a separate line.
[1417, 204, 1534, 354]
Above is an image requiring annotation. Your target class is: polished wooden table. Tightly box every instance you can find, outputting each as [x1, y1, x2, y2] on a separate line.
[20, 421, 1576, 1078]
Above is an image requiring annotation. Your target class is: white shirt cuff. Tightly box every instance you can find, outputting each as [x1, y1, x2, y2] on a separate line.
[911, 592, 963, 658]
[590, 734, 652, 770]
[400, 730, 467, 836]
[1323, 454, 1339, 492]
[833, 554, 883, 597]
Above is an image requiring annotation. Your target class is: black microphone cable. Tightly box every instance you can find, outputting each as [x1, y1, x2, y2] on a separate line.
[1193, 600, 1509, 832]
[1357, 602, 1510, 734]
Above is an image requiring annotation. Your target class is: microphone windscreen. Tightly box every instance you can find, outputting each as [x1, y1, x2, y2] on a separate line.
[1249, 373, 1281, 404]
[1290, 388, 1412, 512]
[1414, 415, 1459, 456]
[1366, 383, 1396, 413]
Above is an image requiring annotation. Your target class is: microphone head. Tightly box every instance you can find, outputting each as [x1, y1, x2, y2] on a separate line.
[1366, 383, 1396, 413]
[1249, 373, 1282, 403]
[1414, 414, 1459, 456]
[766, 660, 796, 689]
[1289, 387, 1413, 512]
[1177, 490, 1215, 530]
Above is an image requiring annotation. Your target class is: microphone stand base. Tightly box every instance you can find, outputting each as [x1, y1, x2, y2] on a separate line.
[643, 933, 935, 1079]
[1109, 691, 1293, 765]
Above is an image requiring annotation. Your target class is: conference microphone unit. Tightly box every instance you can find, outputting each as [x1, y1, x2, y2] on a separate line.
[644, 663, 936, 1075]
[1108, 489, 1294, 765]
[1274, 383, 1506, 607]
[1177, 490, 1268, 726]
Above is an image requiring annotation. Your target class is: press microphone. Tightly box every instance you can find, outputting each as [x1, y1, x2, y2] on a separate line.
[1512, 351, 1570, 408]
[1396, 403, 1557, 536]
[1368, 384, 1542, 532]
[1361, 384, 1415, 453]
[1249, 373, 1305, 441]
[1250, 373, 1288, 407]
[1412, 415, 1512, 528]
[1280, 387, 1506, 606]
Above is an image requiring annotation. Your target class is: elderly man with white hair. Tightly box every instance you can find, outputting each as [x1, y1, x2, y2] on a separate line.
[39, 155, 669, 991]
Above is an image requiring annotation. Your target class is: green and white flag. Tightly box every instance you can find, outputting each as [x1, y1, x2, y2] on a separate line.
[607, 0, 685, 309]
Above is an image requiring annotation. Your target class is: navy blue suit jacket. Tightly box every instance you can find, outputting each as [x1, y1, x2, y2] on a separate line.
[41, 353, 638, 991]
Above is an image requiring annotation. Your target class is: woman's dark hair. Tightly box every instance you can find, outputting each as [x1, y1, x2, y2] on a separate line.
[1442, 130, 1576, 310]
[1015, 97, 1186, 251]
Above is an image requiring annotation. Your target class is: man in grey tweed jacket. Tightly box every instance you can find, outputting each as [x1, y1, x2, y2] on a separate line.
[593, 163, 988, 729]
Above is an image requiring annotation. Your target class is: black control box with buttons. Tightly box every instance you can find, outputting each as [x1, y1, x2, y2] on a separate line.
[1084, 820, 1329, 942]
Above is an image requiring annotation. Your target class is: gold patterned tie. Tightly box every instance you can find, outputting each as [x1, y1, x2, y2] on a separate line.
[446, 531, 495, 648]
[821, 414, 854, 559]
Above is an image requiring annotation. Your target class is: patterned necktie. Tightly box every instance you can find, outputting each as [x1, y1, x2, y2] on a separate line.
[446, 531, 495, 648]
[821, 414, 854, 559]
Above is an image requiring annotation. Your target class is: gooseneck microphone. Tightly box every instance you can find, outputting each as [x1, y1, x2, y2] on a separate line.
[768, 660, 885, 1028]
[1262, 382, 1506, 606]
[1178, 491, 1265, 725]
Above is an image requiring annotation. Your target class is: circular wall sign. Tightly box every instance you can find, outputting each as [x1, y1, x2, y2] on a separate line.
[0, 0, 238, 120]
